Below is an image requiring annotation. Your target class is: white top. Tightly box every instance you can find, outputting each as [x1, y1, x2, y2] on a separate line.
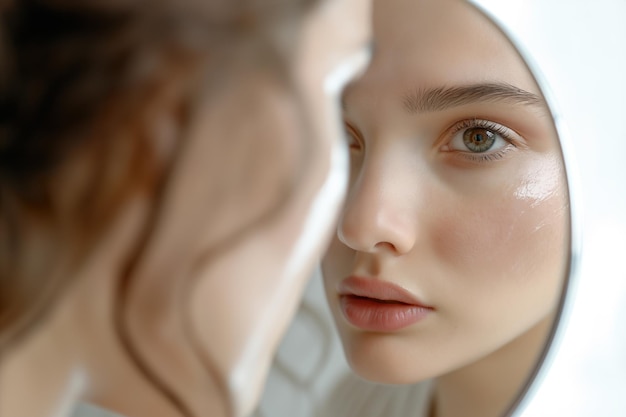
[319, 374, 433, 417]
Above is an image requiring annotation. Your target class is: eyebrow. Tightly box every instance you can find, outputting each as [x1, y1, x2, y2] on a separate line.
[401, 82, 545, 114]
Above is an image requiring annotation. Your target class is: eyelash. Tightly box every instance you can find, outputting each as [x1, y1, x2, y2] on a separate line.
[442, 118, 519, 163]
[344, 118, 522, 164]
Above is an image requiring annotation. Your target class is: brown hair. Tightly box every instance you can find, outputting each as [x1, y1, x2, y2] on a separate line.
[0, 0, 317, 347]
[0, 2, 325, 416]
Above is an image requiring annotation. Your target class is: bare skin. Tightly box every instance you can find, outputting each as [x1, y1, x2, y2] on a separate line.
[322, 1, 569, 416]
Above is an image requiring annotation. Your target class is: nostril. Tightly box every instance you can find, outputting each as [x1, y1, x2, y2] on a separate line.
[374, 241, 397, 252]
[338, 211, 416, 254]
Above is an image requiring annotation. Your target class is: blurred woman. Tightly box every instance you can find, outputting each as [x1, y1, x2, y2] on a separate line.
[0, 1, 371, 416]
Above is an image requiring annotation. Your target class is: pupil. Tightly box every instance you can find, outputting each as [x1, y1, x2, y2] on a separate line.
[463, 127, 496, 153]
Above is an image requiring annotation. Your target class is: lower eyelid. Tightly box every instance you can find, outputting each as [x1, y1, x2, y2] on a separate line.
[453, 143, 517, 163]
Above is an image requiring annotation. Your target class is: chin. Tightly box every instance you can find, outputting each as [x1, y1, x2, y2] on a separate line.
[340, 331, 441, 385]
[347, 354, 437, 385]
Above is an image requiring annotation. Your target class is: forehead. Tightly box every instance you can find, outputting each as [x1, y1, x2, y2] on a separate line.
[354, 0, 538, 97]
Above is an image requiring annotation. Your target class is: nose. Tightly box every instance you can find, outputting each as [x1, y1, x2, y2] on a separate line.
[337, 153, 418, 256]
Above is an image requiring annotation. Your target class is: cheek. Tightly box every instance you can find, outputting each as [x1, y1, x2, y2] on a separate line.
[321, 236, 353, 288]
[431, 163, 568, 288]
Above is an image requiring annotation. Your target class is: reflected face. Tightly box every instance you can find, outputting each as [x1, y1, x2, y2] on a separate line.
[122, 1, 372, 417]
[322, 0, 569, 384]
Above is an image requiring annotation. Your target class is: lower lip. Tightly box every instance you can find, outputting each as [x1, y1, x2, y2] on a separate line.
[340, 295, 432, 332]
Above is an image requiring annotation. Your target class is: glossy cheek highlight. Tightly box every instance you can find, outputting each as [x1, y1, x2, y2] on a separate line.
[430, 167, 566, 285]
[514, 154, 564, 209]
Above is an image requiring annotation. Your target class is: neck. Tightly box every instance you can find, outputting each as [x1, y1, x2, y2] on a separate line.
[430, 314, 555, 417]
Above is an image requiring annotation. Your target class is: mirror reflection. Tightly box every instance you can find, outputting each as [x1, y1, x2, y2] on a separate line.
[261, 0, 570, 417]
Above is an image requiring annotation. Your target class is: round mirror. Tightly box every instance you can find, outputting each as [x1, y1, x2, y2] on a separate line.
[254, 1, 571, 417]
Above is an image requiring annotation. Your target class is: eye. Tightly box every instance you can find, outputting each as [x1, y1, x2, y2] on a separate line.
[459, 128, 497, 152]
[344, 120, 364, 151]
[442, 119, 521, 162]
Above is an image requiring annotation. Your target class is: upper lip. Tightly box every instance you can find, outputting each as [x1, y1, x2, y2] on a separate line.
[338, 276, 434, 308]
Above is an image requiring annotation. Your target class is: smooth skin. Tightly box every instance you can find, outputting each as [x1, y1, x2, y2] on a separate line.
[322, 1, 569, 416]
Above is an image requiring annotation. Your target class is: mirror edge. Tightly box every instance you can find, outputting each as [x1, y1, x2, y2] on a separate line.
[466, 1, 584, 416]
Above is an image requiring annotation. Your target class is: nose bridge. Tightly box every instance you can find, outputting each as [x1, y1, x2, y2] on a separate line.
[339, 140, 418, 255]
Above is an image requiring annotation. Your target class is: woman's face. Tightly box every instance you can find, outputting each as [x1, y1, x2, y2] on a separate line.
[322, 0, 569, 383]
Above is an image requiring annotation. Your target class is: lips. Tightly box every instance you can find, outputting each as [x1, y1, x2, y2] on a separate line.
[338, 276, 433, 332]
